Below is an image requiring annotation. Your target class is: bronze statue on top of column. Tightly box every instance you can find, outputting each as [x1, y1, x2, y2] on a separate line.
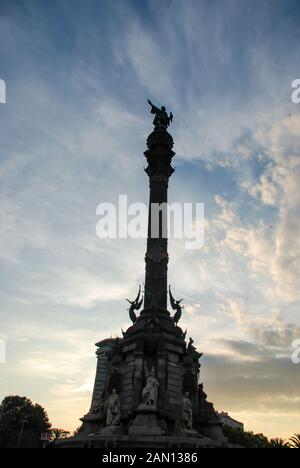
[147, 99, 173, 128]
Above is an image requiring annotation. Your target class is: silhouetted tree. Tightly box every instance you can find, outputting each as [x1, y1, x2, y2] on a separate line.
[51, 428, 70, 441]
[73, 426, 82, 436]
[223, 425, 296, 448]
[290, 434, 300, 448]
[0, 396, 51, 448]
[223, 425, 269, 448]
[268, 438, 290, 448]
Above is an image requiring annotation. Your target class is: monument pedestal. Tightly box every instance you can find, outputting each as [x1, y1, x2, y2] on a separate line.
[100, 425, 123, 435]
[78, 411, 103, 435]
[182, 428, 199, 437]
[129, 404, 162, 436]
[57, 433, 225, 449]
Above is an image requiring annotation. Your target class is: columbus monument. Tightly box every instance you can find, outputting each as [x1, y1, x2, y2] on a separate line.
[60, 101, 226, 448]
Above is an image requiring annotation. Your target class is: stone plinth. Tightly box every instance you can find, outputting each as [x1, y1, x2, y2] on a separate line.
[57, 433, 225, 449]
[129, 404, 162, 436]
[100, 425, 123, 435]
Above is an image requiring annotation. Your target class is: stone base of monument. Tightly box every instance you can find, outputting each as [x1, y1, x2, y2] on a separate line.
[99, 425, 123, 435]
[181, 428, 199, 437]
[78, 413, 103, 436]
[198, 422, 227, 443]
[56, 433, 228, 449]
[80, 412, 102, 423]
[128, 404, 162, 436]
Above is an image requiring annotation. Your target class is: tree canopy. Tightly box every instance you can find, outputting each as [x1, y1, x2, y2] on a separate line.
[0, 395, 51, 448]
[223, 425, 300, 449]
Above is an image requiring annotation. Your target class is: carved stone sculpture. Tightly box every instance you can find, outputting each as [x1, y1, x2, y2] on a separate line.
[142, 364, 159, 407]
[169, 285, 184, 324]
[182, 391, 193, 431]
[126, 285, 143, 323]
[106, 388, 121, 426]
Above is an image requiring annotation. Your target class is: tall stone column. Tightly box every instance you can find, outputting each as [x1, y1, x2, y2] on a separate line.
[143, 125, 175, 311]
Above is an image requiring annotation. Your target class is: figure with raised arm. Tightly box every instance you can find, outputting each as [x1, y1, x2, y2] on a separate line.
[147, 99, 173, 127]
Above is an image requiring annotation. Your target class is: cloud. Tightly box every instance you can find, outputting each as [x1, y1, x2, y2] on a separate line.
[250, 322, 300, 350]
[202, 338, 300, 437]
[123, 22, 174, 96]
[240, 115, 300, 301]
[205, 351, 300, 413]
[241, 163, 284, 206]
[226, 299, 247, 327]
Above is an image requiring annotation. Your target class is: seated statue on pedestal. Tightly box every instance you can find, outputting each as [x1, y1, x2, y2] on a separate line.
[182, 392, 193, 431]
[106, 388, 121, 426]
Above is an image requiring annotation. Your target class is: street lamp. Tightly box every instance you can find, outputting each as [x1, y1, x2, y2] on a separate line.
[0, 401, 6, 448]
[18, 417, 28, 448]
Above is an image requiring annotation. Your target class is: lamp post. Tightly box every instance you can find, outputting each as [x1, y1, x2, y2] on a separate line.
[18, 417, 28, 448]
[0, 400, 6, 448]
[0, 401, 5, 421]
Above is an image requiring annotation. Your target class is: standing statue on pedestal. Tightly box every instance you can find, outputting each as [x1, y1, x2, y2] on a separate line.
[148, 99, 173, 128]
[106, 388, 121, 426]
[142, 363, 159, 407]
[182, 392, 193, 431]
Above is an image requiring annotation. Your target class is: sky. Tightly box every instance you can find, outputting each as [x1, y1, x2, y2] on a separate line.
[0, 0, 300, 439]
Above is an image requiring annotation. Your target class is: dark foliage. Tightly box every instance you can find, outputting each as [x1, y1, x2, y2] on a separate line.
[0, 395, 51, 448]
[223, 425, 293, 448]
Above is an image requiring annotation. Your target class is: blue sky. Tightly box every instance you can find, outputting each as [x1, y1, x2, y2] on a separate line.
[0, 0, 300, 437]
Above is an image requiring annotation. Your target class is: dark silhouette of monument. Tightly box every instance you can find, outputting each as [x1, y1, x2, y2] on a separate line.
[60, 101, 226, 448]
